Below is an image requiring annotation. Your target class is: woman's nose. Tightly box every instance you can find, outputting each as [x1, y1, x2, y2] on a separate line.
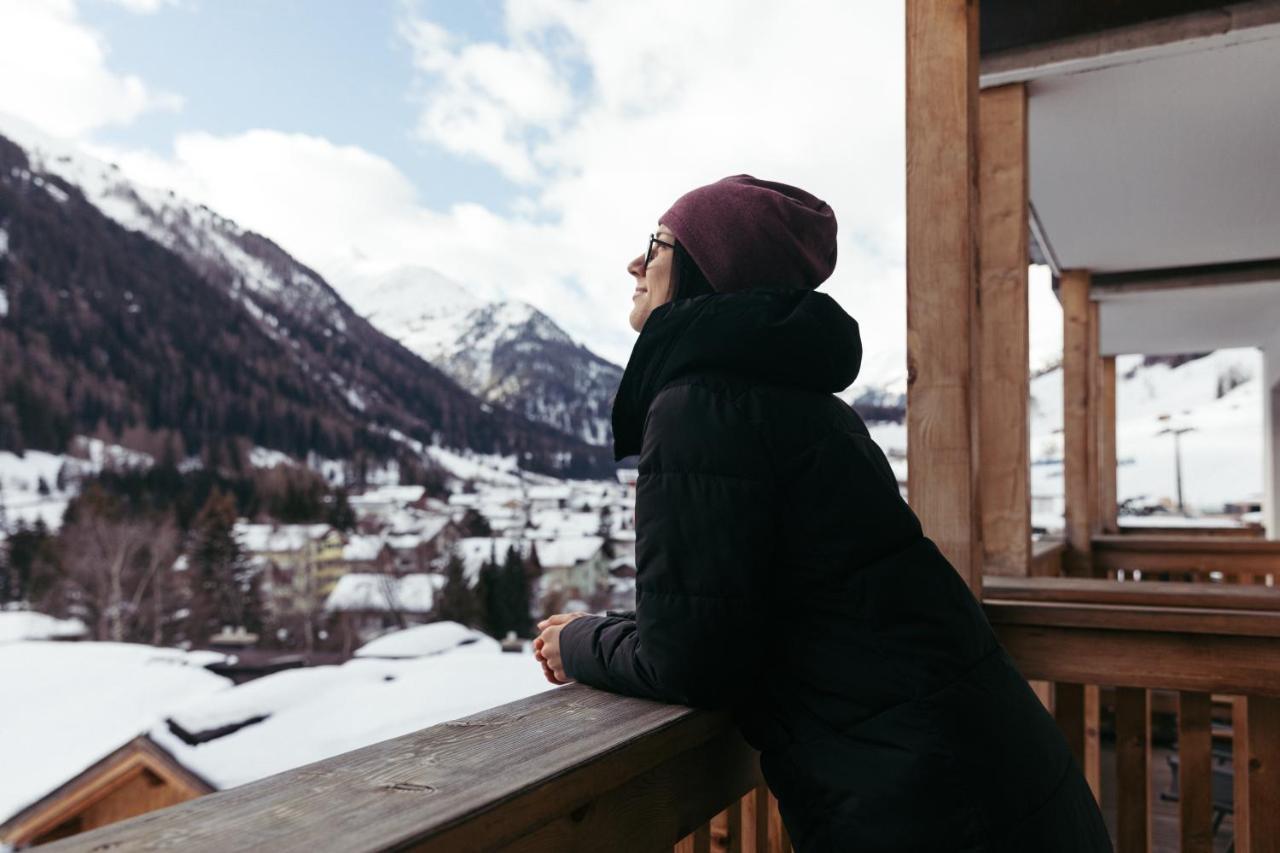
[627, 253, 645, 278]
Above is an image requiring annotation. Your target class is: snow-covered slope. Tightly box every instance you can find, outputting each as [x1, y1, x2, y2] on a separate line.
[0, 120, 615, 479]
[1030, 348, 1262, 526]
[351, 267, 622, 447]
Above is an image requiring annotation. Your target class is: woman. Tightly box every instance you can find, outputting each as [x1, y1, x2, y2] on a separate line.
[533, 175, 1113, 852]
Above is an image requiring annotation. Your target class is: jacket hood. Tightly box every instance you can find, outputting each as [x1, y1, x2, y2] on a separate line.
[611, 288, 862, 460]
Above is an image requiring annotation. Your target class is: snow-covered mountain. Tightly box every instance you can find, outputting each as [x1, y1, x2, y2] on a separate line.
[0, 124, 614, 479]
[350, 267, 622, 447]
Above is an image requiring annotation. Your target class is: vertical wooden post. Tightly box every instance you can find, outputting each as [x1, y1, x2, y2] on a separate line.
[1115, 686, 1152, 853]
[1098, 354, 1119, 534]
[978, 83, 1031, 577]
[906, 0, 983, 595]
[1247, 695, 1280, 853]
[1235, 696, 1252, 853]
[1062, 270, 1094, 575]
[1054, 682, 1101, 801]
[1178, 691, 1213, 853]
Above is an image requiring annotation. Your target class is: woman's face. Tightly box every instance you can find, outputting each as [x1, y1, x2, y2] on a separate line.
[626, 223, 676, 332]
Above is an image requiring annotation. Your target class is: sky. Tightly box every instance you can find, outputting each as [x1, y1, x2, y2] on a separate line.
[0, 0, 1063, 379]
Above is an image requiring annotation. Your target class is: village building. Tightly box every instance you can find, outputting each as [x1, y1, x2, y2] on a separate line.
[323, 573, 445, 652]
[532, 535, 610, 600]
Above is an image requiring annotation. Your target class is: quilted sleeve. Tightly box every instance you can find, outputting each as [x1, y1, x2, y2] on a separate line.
[559, 381, 773, 709]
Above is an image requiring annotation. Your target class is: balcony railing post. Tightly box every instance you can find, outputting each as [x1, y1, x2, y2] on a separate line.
[1115, 686, 1152, 853]
[1176, 690, 1213, 853]
[1246, 695, 1280, 853]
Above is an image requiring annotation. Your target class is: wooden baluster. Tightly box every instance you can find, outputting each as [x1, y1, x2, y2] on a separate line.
[1178, 691, 1213, 853]
[726, 798, 743, 853]
[767, 787, 790, 853]
[1235, 696, 1251, 853]
[1055, 682, 1101, 801]
[1246, 695, 1280, 853]
[710, 808, 728, 851]
[1116, 686, 1152, 853]
[742, 784, 769, 853]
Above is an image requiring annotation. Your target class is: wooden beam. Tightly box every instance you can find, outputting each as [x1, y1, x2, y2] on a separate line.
[1054, 682, 1102, 802]
[1087, 299, 1102, 539]
[979, 1, 1280, 86]
[906, 0, 983, 595]
[1115, 687, 1151, 852]
[1087, 256, 1280, 295]
[990, 622, 1280, 697]
[1098, 357, 1118, 535]
[1061, 270, 1094, 575]
[1247, 695, 1280, 853]
[978, 83, 1032, 577]
[984, 575, 1280, 611]
[1178, 691, 1214, 853]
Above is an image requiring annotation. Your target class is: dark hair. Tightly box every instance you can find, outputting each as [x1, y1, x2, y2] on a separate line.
[670, 240, 717, 301]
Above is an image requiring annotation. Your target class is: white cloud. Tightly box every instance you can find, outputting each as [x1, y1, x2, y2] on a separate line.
[0, 0, 181, 138]
[7, 0, 1063, 381]
[102, 0, 178, 12]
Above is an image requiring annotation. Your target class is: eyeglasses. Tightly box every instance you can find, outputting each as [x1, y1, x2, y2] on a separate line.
[644, 233, 675, 269]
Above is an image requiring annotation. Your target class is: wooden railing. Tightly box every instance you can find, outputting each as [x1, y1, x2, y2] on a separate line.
[1091, 535, 1280, 585]
[986, 577, 1280, 853]
[36, 683, 789, 852]
[37, 576, 1280, 853]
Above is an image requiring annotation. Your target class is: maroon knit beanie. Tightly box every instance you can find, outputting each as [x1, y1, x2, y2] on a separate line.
[659, 174, 838, 294]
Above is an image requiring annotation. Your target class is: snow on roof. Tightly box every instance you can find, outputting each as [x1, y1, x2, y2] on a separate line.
[150, 641, 552, 791]
[526, 484, 571, 501]
[528, 509, 601, 537]
[348, 485, 426, 507]
[0, 610, 87, 643]
[235, 522, 332, 554]
[342, 535, 385, 562]
[354, 621, 499, 659]
[533, 536, 605, 569]
[0, 642, 231, 826]
[324, 574, 445, 614]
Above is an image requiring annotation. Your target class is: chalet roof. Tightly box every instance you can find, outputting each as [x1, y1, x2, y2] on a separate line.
[533, 536, 606, 569]
[149, 639, 553, 791]
[0, 642, 229, 828]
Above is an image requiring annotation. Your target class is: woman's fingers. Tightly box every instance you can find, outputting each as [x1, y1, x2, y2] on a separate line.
[536, 611, 592, 630]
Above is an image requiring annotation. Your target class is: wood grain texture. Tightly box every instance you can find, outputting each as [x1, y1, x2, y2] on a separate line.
[985, 575, 1280, 611]
[993, 623, 1280, 697]
[978, 82, 1031, 578]
[1246, 695, 1280, 853]
[1092, 536, 1280, 577]
[1098, 355, 1118, 534]
[1177, 691, 1213, 853]
[906, 0, 983, 595]
[1061, 269, 1093, 576]
[1234, 697, 1252, 853]
[1115, 687, 1152, 853]
[1054, 682, 1102, 801]
[37, 686, 754, 853]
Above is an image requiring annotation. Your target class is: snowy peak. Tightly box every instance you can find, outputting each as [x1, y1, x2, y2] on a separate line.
[347, 267, 622, 448]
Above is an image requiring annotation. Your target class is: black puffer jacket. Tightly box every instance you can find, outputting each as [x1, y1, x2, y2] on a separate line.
[559, 289, 1112, 852]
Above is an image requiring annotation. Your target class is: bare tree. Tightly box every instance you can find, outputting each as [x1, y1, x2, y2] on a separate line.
[57, 489, 180, 643]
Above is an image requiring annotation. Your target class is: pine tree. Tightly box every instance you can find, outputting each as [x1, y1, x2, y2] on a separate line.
[187, 488, 261, 642]
[435, 552, 478, 627]
[500, 545, 533, 638]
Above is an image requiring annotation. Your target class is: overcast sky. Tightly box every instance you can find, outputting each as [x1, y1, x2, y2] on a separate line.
[0, 0, 1063, 382]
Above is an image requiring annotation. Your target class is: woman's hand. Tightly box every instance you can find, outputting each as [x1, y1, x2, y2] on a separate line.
[533, 611, 592, 685]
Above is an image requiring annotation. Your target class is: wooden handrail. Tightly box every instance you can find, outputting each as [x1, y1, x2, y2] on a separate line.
[36, 688, 762, 853]
[1091, 534, 1280, 576]
[985, 575, 1280, 611]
